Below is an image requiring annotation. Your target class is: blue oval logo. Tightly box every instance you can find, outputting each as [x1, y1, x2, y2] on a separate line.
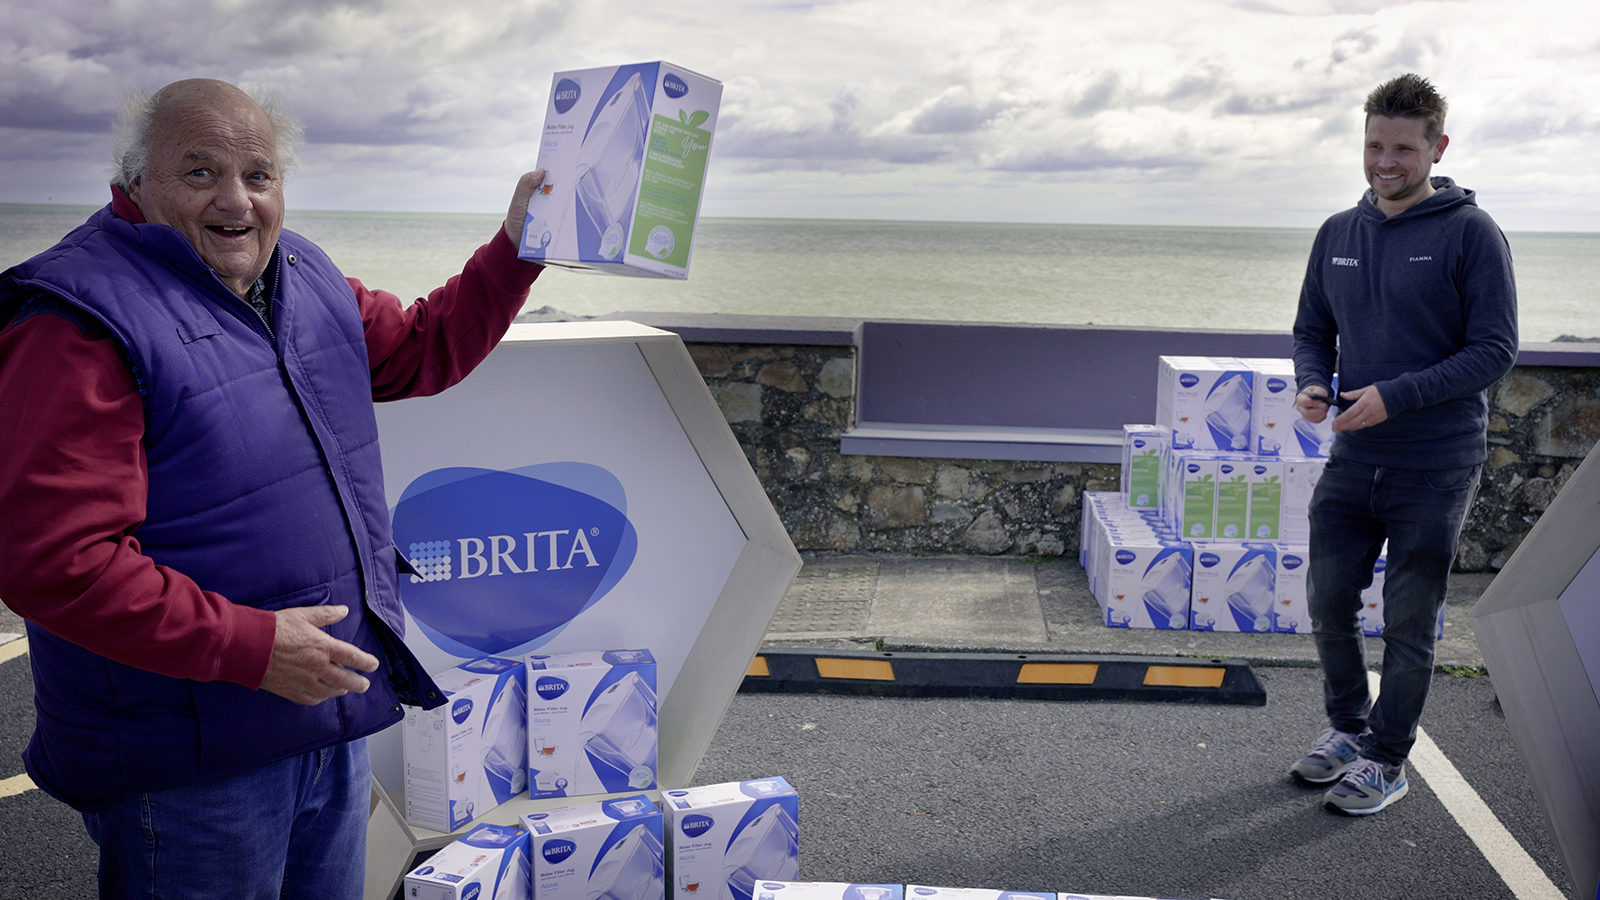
[1374, 559, 1387, 573]
[1254, 465, 1268, 475]
[542, 839, 577, 864]
[662, 74, 688, 98]
[393, 463, 638, 656]
[1133, 439, 1147, 448]
[1220, 464, 1235, 474]
[1187, 464, 1202, 473]
[1179, 374, 1199, 388]
[1114, 550, 1136, 565]
[535, 676, 569, 700]
[452, 698, 473, 724]
[1267, 377, 1287, 393]
[1284, 555, 1304, 569]
[681, 814, 715, 837]
[553, 78, 581, 114]
[416, 866, 435, 876]
[463, 885, 481, 900]
[762, 885, 786, 892]
[1199, 552, 1220, 567]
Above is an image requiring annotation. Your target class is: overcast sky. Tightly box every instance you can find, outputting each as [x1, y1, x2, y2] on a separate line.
[3, 0, 1596, 230]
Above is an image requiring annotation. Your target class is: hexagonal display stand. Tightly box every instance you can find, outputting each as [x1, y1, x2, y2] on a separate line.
[363, 321, 800, 899]
[1472, 441, 1600, 900]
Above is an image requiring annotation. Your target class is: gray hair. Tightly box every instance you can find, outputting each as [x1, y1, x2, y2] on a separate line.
[110, 81, 305, 189]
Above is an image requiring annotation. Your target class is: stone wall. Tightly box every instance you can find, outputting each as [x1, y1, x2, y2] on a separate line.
[690, 342, 1600, 572]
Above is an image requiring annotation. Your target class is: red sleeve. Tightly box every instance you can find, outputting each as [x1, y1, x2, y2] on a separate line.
[0, 312, 277, 687]
[361, 227, 543, 401]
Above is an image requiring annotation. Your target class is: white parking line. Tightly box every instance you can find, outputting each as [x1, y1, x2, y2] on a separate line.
[1368, 670, 1564, 900]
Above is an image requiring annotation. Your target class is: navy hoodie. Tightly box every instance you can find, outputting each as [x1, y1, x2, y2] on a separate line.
[1292, 176, 1518, 469]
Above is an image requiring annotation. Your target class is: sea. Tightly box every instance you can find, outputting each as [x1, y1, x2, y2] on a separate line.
[3, 204, 1597, 342]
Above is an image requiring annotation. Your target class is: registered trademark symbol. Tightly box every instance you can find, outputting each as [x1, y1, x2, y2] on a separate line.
[590, 528, 599, 536]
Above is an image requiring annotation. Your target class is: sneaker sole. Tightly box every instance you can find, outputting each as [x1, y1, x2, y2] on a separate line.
[1325, 779, 1409, 816]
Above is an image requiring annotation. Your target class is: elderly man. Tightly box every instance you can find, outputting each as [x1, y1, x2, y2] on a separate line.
[0, 78, 545, 895]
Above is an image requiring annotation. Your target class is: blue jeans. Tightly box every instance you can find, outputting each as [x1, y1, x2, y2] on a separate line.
[1307, 456, 1481, 767]
[83, 739, 369, 899]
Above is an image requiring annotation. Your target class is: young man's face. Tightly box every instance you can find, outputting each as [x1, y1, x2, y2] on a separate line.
[1364, 115, 1448, 217]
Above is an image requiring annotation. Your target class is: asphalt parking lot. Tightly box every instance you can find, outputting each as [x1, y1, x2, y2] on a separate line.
[0, 644, 1573, 899]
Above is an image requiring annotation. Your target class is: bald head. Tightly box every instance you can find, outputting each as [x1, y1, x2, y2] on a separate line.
[112, 79, 303, 192]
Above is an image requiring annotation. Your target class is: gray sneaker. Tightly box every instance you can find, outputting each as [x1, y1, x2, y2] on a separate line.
[1325, 757, 1409, 815]
[1289, 727, 1361, 784]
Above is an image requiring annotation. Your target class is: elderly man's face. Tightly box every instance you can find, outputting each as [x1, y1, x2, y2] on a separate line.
[129, 82, 284, 298]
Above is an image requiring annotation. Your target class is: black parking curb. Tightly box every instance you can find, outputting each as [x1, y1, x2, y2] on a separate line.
[740, 648, 1266, 706]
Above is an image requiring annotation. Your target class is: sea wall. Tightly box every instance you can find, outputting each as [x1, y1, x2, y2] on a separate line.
[599, 313, 1600, 572]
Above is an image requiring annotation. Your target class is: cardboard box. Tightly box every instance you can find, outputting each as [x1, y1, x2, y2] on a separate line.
[526, 650, 658, 799]
[1100, 540, 1192, 630]
[752, 884, 903, 900]
[521, 795, 664, 900]
[1121, 425, 1165, 510]
[1245, 459, 1285, 541]
[1189, 542, 1277, 633]
[520, 62, 722, 278]
[404, 822, 531, 900]
[905, 888, 1053, 900]
[662, 777, 799, 900]
[1155, 357, 1253, 452]
[1240, 358, 1297, 457]
[405, 657, 529, 833]
[1273, 544, 1311, 634]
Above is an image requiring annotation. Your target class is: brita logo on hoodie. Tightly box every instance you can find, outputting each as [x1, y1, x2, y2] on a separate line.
[680, 814, 714, 837]
[392, 463, 638, 657]
[535, 676, 570, 701]
[542, 839, 577, 864]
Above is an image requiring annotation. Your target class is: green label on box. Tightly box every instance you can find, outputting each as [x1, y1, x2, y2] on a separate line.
[1215, 475, 1248, 539]
[1249, 477, 1282, 540]
[628, 112, 711, 268]
[1129, 453, 1162, 507]
[1183, 475, 1215, 538]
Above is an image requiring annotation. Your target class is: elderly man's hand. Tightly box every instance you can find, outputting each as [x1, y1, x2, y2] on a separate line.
[504, 169, 548, 247]
[261, 605, 381, 706]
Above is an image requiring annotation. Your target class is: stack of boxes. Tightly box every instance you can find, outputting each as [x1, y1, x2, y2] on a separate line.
[1084, 356, 1425, 638]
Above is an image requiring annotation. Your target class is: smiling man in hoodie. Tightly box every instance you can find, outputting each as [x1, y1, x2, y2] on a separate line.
[1286, 73, 1518, 815]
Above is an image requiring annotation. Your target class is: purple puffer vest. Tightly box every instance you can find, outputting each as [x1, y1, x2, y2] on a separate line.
[1, 205, 442, 811]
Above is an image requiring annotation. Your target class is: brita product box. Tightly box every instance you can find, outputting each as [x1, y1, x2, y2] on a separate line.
[1155, 356, 1253, 452]
[1280, 458, 1326, 545]
[662, 777, 799, 900]
[1273, 544, 1311, 634]
[404, 822, 532, 900]
[1360, 552, 1388, 637]
[1121, 425, 1165, 509]
[526, 649, 658, 799]
[520, 62, 722, 279]
[1168, 452, 1220, 540]
[1245, 458, 1284, 541]
[1189, 542, 1277, 633]
[405, 656, 528, 833]
[751, 883, 903, 900]
[1241, 358, 1298, 457]
[521, 795, 664, 900]
[905, 887, 1054, 900]
[1290, 373, 1339, 458]
[1213, 457, 1251, 540]
[1100, 540, 1192, 630]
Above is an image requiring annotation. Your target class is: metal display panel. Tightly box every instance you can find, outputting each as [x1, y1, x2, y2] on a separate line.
[363, 321, 800, 899]
[1471, 441, 1600, 900]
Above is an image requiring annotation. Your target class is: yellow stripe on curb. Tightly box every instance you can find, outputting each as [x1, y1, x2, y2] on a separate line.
[0, 772, 35, 799]
[1143, 665, 1226, 688]
[814, 658, 895, 681]
[1016, 663, 1099, 685]
[0, 637, 28, 667]
[745, 656, 770, 677]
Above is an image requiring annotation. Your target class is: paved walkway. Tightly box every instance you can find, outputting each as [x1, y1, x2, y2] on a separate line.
[763, 554, 1493, 670]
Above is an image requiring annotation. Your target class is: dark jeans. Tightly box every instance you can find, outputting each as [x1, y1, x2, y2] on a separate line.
[83, 739, 369, 899]
[1307, 456, 1481, 767]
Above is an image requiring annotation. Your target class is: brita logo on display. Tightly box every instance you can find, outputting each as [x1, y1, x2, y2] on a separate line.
[392, 463, 638, 657]
[451, 699, 474, 724]
[535, 676, 570, 700]
[663, 73, 688, 98]
[1199, 552, 1221, 568]
[680, 814, 715, 837]
[1283, 554, 1305, 569]
[462, 885, 481, 900]
[1267, 377, 1288, 393]
[553, 78, 581, 114]
[1180, 374, 1200, 388]
[542, 839, 577, 864]
[1115, 550, 1137, 565]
